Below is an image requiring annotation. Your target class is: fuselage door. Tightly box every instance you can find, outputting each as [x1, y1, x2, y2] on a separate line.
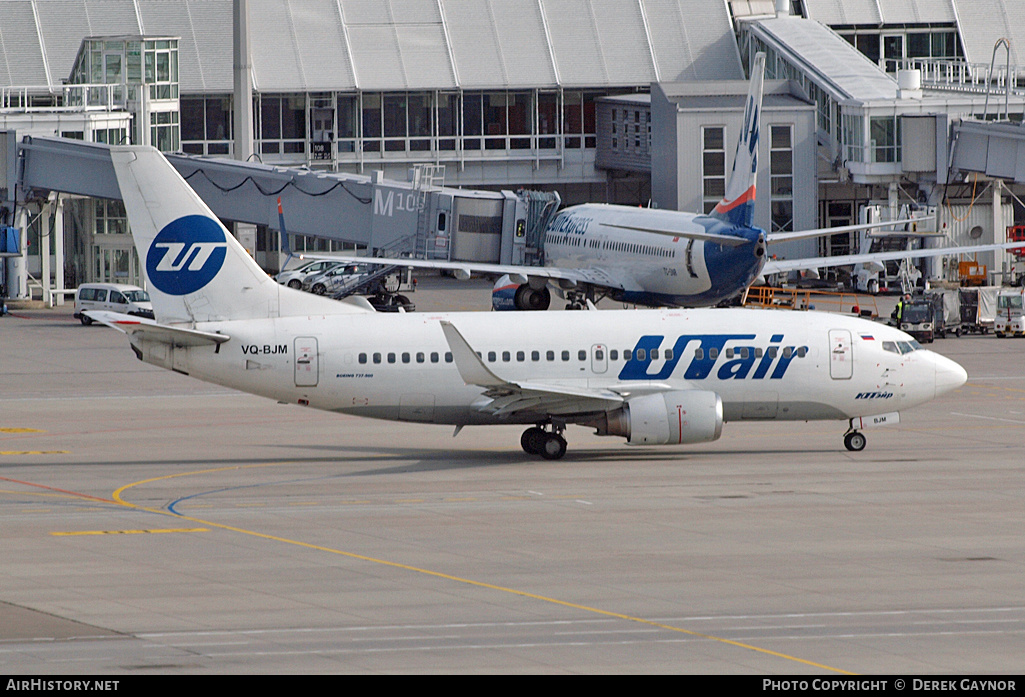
[295, 337, 319, 387]
[591, 343, 608, 374]
[828, 329, 853, 380]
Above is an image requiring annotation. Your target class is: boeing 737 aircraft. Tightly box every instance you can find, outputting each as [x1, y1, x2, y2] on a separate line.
[314, 53, 1019, 310]
[86, 144, 967, 460]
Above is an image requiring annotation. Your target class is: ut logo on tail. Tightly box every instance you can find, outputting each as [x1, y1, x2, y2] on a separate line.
[146, 215, 228, 295]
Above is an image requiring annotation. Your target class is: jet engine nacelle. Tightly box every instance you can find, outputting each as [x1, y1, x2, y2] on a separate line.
[597, 390, 724, 445]
[492, 274, 551, 311]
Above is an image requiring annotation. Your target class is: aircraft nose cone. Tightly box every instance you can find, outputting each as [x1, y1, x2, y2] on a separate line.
[934, 354, 968, 396]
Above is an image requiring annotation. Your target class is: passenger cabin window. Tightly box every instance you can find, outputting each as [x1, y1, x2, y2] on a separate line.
[561, 350, 570, 361]
[359, 353, 367, 364]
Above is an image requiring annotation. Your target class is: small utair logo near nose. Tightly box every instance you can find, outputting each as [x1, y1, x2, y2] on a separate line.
[146, 215, 228, 295]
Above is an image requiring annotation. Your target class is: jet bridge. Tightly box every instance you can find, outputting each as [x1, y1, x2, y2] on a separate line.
[2, 132, 559, 299]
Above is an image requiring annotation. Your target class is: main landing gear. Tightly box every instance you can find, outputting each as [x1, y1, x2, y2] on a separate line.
[521, 422, 568, 460]
[843, 428, 866, 452]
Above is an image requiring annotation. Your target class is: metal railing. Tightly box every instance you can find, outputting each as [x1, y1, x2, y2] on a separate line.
[899, 59, 1025, 96]
[744, 286, 880, 318]
[1, 84, 130, 113]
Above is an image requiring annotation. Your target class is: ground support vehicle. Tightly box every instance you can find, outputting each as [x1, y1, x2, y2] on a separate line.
[994, 287, 1025, 337]
[896, 297, 937, 343]
[927, 289, 962, 338]
[959, 286, 999, 334]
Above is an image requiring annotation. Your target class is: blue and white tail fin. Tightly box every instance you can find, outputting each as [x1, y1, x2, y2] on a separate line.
[110, 146, 365, 324]
[710, 52, 765, 229]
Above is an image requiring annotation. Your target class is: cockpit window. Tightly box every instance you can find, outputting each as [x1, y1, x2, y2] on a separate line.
[883, 340, 921, 355]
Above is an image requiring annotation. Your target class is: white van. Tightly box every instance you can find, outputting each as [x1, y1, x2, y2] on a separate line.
[74, 283, 154, 325]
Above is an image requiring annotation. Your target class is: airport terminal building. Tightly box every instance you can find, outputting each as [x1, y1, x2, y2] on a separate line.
[3, 0, 1025, 292]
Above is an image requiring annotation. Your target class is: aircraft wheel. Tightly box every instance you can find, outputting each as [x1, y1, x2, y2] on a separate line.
[80, 315, 93, 326]
[287, 279, 302, 289]
[539, 433, 567, 460]
[844, 431, 866, 452]
[514, 285, 551, 311]
[520, 427, 545, 455]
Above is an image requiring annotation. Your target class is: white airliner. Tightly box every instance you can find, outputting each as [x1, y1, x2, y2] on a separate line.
[86, 143, 968, 459]
[315, 53, 1019, 310]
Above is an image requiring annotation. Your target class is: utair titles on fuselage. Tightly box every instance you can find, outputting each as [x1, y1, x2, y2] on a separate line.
[86, 141, 967, 460]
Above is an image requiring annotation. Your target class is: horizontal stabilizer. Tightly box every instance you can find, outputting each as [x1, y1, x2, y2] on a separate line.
[84, 311, 229, 346]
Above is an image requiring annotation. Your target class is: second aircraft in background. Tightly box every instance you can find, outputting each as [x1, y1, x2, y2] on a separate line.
[307, 52, 1021, 310]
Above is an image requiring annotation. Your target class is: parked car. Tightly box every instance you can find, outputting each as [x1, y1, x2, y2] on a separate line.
[74, 283, 154, 325]
[303, 263, 372, 295]
[275, 259, 345, 289]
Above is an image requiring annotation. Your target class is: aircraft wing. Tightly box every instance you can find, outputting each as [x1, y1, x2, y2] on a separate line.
[601, 222, 751, 247]
[766, 216, 934, 243]
[440, 321, 624, 418]
[763, 240, 1025, 275]
[84, 311, 230, 346]
[298, 253, 640, 292]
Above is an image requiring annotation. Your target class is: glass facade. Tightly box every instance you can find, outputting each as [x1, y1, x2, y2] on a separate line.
[181, 94, 232, 155]
[183, 88, 609, 168]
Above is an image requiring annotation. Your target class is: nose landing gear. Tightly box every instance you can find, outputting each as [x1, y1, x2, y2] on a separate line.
[521, 422, 568, 460]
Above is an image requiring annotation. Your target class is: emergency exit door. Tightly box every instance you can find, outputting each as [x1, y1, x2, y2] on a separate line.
[828, 329, 853, 379]
[295, 337, 319, 386]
